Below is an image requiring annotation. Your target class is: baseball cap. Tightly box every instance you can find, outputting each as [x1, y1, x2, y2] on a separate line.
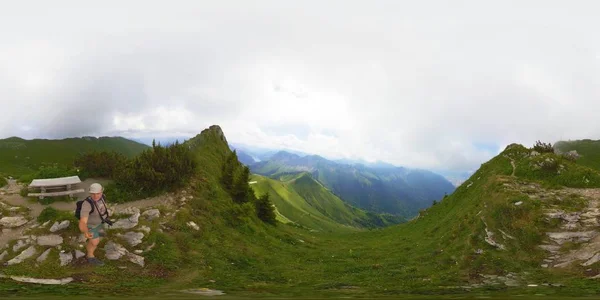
[89, 183, 103, 193]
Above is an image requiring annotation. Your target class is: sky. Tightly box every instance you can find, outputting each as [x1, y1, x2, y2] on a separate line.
[1, 1, 599, 178]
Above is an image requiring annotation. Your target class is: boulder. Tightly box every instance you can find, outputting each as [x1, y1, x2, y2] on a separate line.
[7, 246, 36, 265]
[141, 209, 160, 221]
[37, 248, 52, 263]
[37, 235, 64, 246]
[50, 221, 70, 232]
[0, 216, 28, 228]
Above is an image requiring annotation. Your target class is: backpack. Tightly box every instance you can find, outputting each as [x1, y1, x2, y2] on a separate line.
[75, 196, 111, 224]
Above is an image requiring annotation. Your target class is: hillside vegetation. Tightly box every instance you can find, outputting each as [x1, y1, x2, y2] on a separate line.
[555, 139, 600, 172]
[0, 136, 148, 177]
[251, 151, 455, 218]
[250, 172, 403, 232]
[4, 131, 600, 298]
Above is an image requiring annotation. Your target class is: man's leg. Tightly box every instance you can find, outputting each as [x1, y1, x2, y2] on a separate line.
[86, 225, 104, 266]
[86, 237, 100, 258]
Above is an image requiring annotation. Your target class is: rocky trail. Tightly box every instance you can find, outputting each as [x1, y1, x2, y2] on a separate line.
[0, 178, 197, 285]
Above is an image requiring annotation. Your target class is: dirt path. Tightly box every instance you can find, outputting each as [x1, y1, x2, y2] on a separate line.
[510, 159, 516, 177]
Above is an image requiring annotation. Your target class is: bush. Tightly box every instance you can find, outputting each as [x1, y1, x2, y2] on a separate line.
[0, 176, 7, 188]
[222, 150, 252, 203]
[113, 140, 197, 199]
[37, 207, 59, 223]
[74, 151, 127, 178]
[254, 193, 277, 225]
[532, 140, 554, 154]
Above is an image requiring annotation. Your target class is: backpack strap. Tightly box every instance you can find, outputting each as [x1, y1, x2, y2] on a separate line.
[90, 196, 110, 224]
[85, 197, 95, 215]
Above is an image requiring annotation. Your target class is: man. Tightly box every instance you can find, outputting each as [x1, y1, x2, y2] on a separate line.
[78, 183, 109, 266]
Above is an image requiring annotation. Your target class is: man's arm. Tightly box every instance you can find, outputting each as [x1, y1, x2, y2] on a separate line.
[79, 201, 93, 238]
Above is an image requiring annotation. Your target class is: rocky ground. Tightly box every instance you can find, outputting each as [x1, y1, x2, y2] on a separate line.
[0, 178, 199, 285]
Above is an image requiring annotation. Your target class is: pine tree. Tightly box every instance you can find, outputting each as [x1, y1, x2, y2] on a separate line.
[255, 193, 277, 225]
[221, 151, 237, 191]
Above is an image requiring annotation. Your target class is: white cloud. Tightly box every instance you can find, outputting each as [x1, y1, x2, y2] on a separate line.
[1, 1, 600, 174]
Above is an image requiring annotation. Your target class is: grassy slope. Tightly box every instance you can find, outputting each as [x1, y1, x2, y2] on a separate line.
[252, 156, 455, 218]
[4, 129, 600, 297]
[0, 136, 149, 176]
[250, 173, 403, 232]
[555, 139, 600, 172]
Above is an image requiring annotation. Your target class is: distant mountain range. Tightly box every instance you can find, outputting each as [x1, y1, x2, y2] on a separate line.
[241, 149, 455, 218]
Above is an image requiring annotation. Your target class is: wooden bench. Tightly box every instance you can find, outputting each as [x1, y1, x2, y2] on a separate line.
[28, 176, 85, 199]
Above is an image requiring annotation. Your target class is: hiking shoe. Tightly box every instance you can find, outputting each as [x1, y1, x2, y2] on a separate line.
[87, 257, 105, 266]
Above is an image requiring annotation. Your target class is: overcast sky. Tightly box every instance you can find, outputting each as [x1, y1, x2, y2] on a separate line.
[1, 1, 599, 175]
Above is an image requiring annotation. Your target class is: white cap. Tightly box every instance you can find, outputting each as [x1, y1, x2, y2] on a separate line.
[89, 183, 103, 193]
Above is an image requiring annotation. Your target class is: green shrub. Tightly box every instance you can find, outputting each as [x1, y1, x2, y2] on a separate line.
[114, 140, 197, 199]
[0, 176, 7, 188]
[254, 193, 277, 225]
[74, 151, 127, 178]
[532, 140, 554, 153]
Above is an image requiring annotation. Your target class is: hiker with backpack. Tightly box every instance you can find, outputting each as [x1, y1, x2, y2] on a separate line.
[76, 183, 112, 266]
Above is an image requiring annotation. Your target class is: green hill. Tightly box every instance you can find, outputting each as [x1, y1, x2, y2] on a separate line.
[5, 128, 600, 298]
[555, 139, 600, 172]
[0, 136, 149, 176]
[250, 151, 455, 218]
[250, 172, 403, 232]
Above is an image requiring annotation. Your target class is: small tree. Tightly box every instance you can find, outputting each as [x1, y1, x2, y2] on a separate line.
[255, 193, 277, 225]
[533, 140, 554, 153]
[232, 166, 250, 203]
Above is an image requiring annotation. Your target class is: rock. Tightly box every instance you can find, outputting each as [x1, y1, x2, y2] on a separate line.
[104, 241, 128, 260]
[2, 228, 11, 234]
[126, 252, 144, 267]
[187, 221, 200, 231]
[76, 234, 87, 243]
[561, 223, 579, 230]
[7, 246, 36, 265]
[75, 250, 85, 259]
[40, 221, 51, 228]
[117, 207, 141, 216]
[541, 264, 548, 268]
[484, 228, 505, 250]
[562, 213, 581, 223]
[120, 232, 144, 246]
[0, 216, 28, 228]
[9, 276, 73, 285]
[144, 242, 156, 253]
[141, 209, 160, 220]
[138, 225, 151, 233]
[13, 239, 29, 252]
[36, 248, 52, 262]
[499, 229, 516, 240]
[582, 253, 600, 266]
[554, 261, 573, 268]
[0, 250, 8, 261]
[547, 231, 597, 245]
[134, 250, 143, 254]
[37, 235, 64, 246]
[59, 252, 73, 266]
[110, 212, 140, 230]
[181, 288, 225, 296]
[50, 221, 70, 232]
[582, 218, 599, 227]
[514, 201, 523, 206]
[539, 245, 561, 253]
